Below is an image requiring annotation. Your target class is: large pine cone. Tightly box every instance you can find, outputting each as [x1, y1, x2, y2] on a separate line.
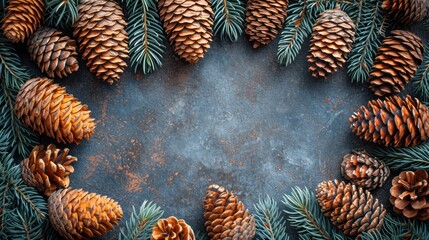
[341, 149, 390, 190]
[21, 144, 77, 197]
[73, 0, 129, 84]
[245, 0, 288, 48]
[317, 180, 386, 236]
[48, 188, 123, 240]
[1, 0, 45, 43]
[390, 170, 429, 221]
[368, 30, 424, 96]
[28, 26, 79, 79]
[307, 6, 355, 79]
[158, 0, 213, 64]
[151, 216, 195, 240]
[382, 0, 429, 25]
[15, 77, 96, 144]
[203, 184, 255, 240]
[349, 95, 429, 147]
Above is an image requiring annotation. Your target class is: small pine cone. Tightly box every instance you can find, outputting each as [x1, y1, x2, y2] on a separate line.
[390, 170, 429, 221]
[368, 30, 424, 96]
[203, 184, 255, 240]
[15, 77, 96, 144]
[28, 26, 79, 79]
[349, 95, 429, 147]
[244, 0, 288, 48]
[1, 0, 45, 43]
[21, 144, 77, 197]
[73, 0, 128, 84]
[382, 0, 429, 25]
[317, 180, 386, 236]
[151, 216, 195, 240]
[307, 6, 355, 78]
[341, 149, 390, 190]
[158, 0, 213, 64]
[48, 188, 123, 240]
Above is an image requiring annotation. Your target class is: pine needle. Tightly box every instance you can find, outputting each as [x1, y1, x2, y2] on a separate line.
[211, 0, 245, 42]
[196, 231, 209, 240]
[254, 195, 289, 240]
[45, 0, 79, 29]
[412, 44, 429, 104]
[372, 143, 429, 171]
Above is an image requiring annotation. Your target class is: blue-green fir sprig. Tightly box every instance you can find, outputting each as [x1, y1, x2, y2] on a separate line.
[372, 142, 429, 171]
[211, 0, 245, 42]
[413, 44, 429, 104]
[45, 0, 79, 29]
[254, 195, 289, 240]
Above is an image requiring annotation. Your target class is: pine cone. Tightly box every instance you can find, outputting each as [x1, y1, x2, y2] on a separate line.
[368, 30, 424, 96]
[317, 180, 386, 236]
[382, 0, 429, 25]
[390, 170, 429, 221]
[307, 6, 355, 78]
[21, 144, 77, 197]
[48, 188, 123, 240]
[349, 95, 429, 147]
[151, 216, 195, 240]
[203, 184, 255, 240]
[1, 0, 45, 43]
[28, 26, 79, 79]
[158, 0, 213, 63]
[73, 0, 128, 84]
[341, 149, 390, 190]
[244, 0, 288, 48]
[15, 77, 96, 144]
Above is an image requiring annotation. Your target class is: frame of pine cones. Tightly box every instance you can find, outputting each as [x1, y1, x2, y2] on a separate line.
[0, 0, 428, 239]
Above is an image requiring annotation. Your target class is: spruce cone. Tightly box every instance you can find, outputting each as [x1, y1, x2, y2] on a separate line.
[21, 144, 77, 197]
[382, 0, 429, 25]
[368, 30, 424, 96]
[15, 77, 96, 144]
[48, 188, 123, 240]
[1, 0, 45, 43]
[151, 216, 195, 240]
[158, 0, 213, 63]
[341, 149, 390, 190]
[73, 0, 128, 84]
[245, 0, 288, 48]
[317, 180, 386, 236]
[28, 26, 79, 79]
[349, 95, 429, 147]
[203, 184, 255, 240]
[307, 6, 355, 78]
[390, 170, 429, 221]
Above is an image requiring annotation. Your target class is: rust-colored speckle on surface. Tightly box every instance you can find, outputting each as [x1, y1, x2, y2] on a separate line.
[84, 154, 105, 180]
[151, 137, 166, 165]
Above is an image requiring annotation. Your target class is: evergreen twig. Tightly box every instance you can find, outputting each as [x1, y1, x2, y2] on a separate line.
[412, 44, 429, 104]
[254, 195, 289, 240]
[211, 0, 245, 42]
[372, 143, 429, 171]
[45, 0, 79, 29]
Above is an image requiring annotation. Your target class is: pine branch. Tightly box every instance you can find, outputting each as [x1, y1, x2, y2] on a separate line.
[3, 209, 44, 240]
[45, 0, 79, 29]
[372, 143, 429, 171]
[119, 200, 163, 240]
[211, 0, 245, 42]
[254, 195, 289, 240]
[124, 0, 166, 74]
[282, 187, 346, 240]
[412, 44, 429, 104]
[347, 0, 388, 84]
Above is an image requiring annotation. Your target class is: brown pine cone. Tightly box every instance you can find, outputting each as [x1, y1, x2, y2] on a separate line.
[48, 188, 123, 240]
[349, 95, 429, 147]
[382, 0, 429, 25]
[317, 180, 386, 236]
[21, 144, 77, 197]
[15, 77, 96, 144]
[307, 6, 355, 78]
[341, 149, 390, 190]
[73, 0, 128, 84]
[245, 0, 288, 48]
[390, 170, 429, 221]
[1, 0, 45, 43]
[151, 216, 195, 240]
[368, 30, 424, 96]
[28, 26, 79, 79]
[158, 0, 213, 63]
[203, 184, 255, 240]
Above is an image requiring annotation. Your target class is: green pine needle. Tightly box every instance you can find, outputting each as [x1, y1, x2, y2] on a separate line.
[3, 209, 44, 240]
[254, 195, 289, 240]
[347, 0, 388, 84]
[119, 200, 164, 240]
[211, 0, 245, 42]
[45, 0, 79, 29]
[372, 142, 429, 171]
[196, 231, 209, 240]
[412, 44, 429, 104]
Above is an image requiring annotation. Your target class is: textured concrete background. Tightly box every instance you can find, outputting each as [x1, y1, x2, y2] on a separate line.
[18, 25, 428, 239]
